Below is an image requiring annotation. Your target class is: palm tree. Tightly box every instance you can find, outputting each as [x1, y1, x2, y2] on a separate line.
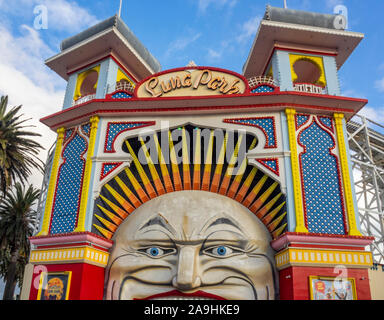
[0, 95, 44, 196]
[0, 183, 40, 300]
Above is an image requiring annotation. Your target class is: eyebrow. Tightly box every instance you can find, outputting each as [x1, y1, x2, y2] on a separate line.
[206, 217, 243, 232]
[139, 215, 176, 235]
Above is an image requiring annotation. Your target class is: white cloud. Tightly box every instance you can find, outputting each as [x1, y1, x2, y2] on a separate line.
[197, 0, 238, 14]
[38, 0, 99, 33]
[326, 0, 344, 9]
[375, 77, 384, 92]
[0, 0, 99, 188]
[0, 0, 98, 33]
[0, 22, 66, 189]
[237, 15, 261, 43]
[165, 33, 202, 58]
[207, 48, 222, 60]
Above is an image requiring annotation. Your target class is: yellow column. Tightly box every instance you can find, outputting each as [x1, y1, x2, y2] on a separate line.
[334, 113, 362, 236]
[286, 108, 308, 233]
[36, 127, 66, 236]
[74, 116, 100, 232]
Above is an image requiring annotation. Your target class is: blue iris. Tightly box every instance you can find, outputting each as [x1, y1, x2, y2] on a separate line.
[216, 246, 227, 256]
[149, 247, 160, 256]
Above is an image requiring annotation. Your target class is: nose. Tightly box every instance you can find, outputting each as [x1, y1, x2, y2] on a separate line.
[172, 246, 202, 291]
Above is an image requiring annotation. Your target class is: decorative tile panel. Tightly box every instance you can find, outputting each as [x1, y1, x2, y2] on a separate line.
[298, 117, 346, 235]
[50, 129, 88, 234]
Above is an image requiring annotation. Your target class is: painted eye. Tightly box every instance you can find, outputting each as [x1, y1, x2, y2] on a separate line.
[146, 247, 164, 257]
[209, 246, 233, 257]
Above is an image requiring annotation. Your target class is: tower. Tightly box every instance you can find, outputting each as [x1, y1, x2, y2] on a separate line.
[23, 6, 374, 300]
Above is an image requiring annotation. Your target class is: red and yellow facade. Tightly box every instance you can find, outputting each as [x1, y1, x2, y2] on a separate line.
[23, 6, 376, 300]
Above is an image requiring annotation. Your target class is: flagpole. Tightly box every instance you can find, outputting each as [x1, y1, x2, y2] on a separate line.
[118, 0, 123, 17]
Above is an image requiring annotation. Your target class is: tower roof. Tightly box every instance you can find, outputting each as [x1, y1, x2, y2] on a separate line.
[243, 6, 364, 78]
[263, 5, 343, 30]
[46, 15, 161, 81]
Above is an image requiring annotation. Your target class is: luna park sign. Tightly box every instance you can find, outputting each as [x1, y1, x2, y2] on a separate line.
[136, 67, 248, 98]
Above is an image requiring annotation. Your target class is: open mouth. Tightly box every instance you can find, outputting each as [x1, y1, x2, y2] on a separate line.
[136, 290, 226, 300]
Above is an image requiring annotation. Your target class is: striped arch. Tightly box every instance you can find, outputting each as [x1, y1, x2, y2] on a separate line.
[91, 125, 287, 240]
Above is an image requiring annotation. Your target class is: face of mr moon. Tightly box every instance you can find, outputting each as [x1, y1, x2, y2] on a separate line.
[105, 191, 277, 300]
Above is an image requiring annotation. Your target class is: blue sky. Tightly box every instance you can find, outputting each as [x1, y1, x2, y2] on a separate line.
[0, 0, 383, 186]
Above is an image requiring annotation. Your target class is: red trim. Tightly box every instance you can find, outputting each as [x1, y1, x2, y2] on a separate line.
[48, 126, 88, 234]
[256, 158, 280, 176]
[276, 231, 374, 241]
[288, 243, 367, 251]
[41, 90, 367, 124]
[29, 231, 114, 244]
[34, 243, 109, 252]
[104, 121, 155, 153]
[134, 65, 251, 97]
[43, 103, 357, 131]
[297, 116, 348, 234]
[223, 116, 277, 149]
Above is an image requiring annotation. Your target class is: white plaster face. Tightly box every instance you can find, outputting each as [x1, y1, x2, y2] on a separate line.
[105, 191, 277, 300]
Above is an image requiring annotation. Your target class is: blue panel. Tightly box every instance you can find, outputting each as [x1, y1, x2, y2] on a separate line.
[299, 120, 346, 234]
[50, 132, 87, 234]
[105, 122, 153, 152]
[323, 55, 341, 96]
[112, 91, 133, 99]
[225, 118, 276, 148]
[296, 115, 310, 129]
[62, 74, 78, 110]
[281, 111, 296, 232]
[275, 51, 294, 91]
[251, 85, 274, 93]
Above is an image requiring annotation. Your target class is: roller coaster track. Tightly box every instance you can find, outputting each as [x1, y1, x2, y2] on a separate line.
[347, 115, 384, 264]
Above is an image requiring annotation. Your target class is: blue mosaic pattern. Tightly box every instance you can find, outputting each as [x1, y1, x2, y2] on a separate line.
[296, 114, 310, 130]
[224, 118, 276, 148]
[299, 121, 346, 235]
[112, 91, 133, 99]
[257, 159, 279, 175]
[64, 129, 73, 142]
[81, 123, 91, 136]
[251, 85, 275, 93]
[105, 122, 154, 152]
[318, 116, 333, 132]
[50, 132, 87, 234]
[101, 162, 122, 180]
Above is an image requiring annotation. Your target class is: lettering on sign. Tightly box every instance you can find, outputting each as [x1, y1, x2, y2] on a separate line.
[136, 67, 248, 98]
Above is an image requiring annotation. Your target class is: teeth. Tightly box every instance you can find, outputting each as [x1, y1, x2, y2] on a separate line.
[151, 296, 215, 300]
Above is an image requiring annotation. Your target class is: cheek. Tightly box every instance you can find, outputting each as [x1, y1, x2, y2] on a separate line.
[201, 255, 274, 285]
[107, 254, 176, 285]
